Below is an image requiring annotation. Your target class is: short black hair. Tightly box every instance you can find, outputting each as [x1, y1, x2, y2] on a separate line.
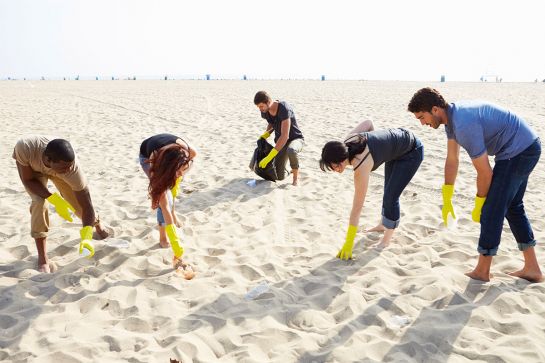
[408, 87, 449, 113]
[254, 91, 271, 105]
[44, 139, 75, 162]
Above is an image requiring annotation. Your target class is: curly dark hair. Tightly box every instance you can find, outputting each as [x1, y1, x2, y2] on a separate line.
[408, 87, 448, 113]
[148, 144, 191, 209]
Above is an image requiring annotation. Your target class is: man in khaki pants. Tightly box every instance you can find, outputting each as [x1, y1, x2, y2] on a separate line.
[13, 136, 108, 273]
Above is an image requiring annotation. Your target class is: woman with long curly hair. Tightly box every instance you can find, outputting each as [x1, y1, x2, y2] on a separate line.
[139, 134, 196, 272]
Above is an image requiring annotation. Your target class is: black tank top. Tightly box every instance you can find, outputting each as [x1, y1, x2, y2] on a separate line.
[139, 133, 179, 158]
[361, 128, 415, 171]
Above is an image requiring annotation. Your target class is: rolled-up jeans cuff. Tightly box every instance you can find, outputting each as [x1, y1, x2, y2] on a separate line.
[382, 215, 399, 229]
[518, 240, 536, 251]
[477, 246, 498, 256]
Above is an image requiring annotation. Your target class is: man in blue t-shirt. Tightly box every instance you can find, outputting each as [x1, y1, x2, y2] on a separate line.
[253, 91, 305, 185]
[408, 87, 542, 283]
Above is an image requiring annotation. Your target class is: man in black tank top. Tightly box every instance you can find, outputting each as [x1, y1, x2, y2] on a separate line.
[254, 91, 305, 185]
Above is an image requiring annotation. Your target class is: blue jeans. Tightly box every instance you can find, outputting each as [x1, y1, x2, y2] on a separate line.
[382, 139, 424, 229]
[478, 138, 541, 256]
[139, 155, 173, 226]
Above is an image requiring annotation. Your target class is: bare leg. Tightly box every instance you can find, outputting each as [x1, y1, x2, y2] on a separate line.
[376, 228, 395, 249]
[465, 254, 493, 282]
[35, 237, 50, 273]
[172, 203, 182, 228]
[158, 225, 169, 248]
[292, 169, 299, 186]
[508, 247, 543, 282]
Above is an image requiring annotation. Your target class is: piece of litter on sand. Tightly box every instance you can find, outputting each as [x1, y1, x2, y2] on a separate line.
[80, 248, 91, 257]
[389, 315, 411, 328]
[244, 281, 270, 300]
[246, 179, 257, 187]
[105, 238, 130, 248]
[176, 266, 195, 280]
[446, 214, 458, 230]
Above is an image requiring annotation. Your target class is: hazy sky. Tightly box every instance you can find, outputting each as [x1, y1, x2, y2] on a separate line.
[1, 0, 544, 81]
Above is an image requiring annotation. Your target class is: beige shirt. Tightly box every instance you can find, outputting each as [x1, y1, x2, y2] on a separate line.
[12, 135, 88, 191]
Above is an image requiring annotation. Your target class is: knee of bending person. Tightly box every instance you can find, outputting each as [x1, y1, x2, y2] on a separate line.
[276, 170, 287, 181]
[287, 147, 298, 156]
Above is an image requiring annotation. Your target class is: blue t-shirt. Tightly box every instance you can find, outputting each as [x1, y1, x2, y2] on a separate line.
[445, 101, 537, 161]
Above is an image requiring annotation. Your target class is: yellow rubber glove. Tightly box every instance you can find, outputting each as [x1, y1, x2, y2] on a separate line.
[258, 148, 278, 168]
[47, 192, 75, 222]
[79, 225, 95, 258]
[441, 184, 456, 226]
[165, 224, 184, 258]
[260, 131, 271, 139]
[472, 196, 486, 223]
[171, 176, 183, 198]
[337, 224, 357, 260]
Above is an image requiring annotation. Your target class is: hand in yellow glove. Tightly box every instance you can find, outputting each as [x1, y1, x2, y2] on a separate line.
[441, 184, 456, 226]
[258, 148, 278, 168]
[337, 224, 357, 260]
[260, 131, 271, 139]
[165, 224, 184, 258]
[79, 225, 95, 258]
[171, 176, 183, 199]
[471, 196, 486, 223]
[47, 192, 75, 222]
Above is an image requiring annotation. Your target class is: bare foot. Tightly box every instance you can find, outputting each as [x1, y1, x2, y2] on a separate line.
[466, 255, 493, 282]
[373, 228, 394, 250]
[95, 224, 110, 240]
[38, 263, 51, 273]
[292, 169, 299, 186]
[159, 240, 170, 248]
[508, 269, 544, 283]
[465, 270, 491, 282]
[366, 224, 386, 233]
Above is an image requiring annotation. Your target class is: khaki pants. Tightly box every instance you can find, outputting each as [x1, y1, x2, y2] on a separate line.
[26, 172, 83, 239]
[274, 138, 304, 180]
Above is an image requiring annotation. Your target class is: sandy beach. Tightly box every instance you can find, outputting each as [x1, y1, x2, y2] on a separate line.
[1, 80, 545, 362]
